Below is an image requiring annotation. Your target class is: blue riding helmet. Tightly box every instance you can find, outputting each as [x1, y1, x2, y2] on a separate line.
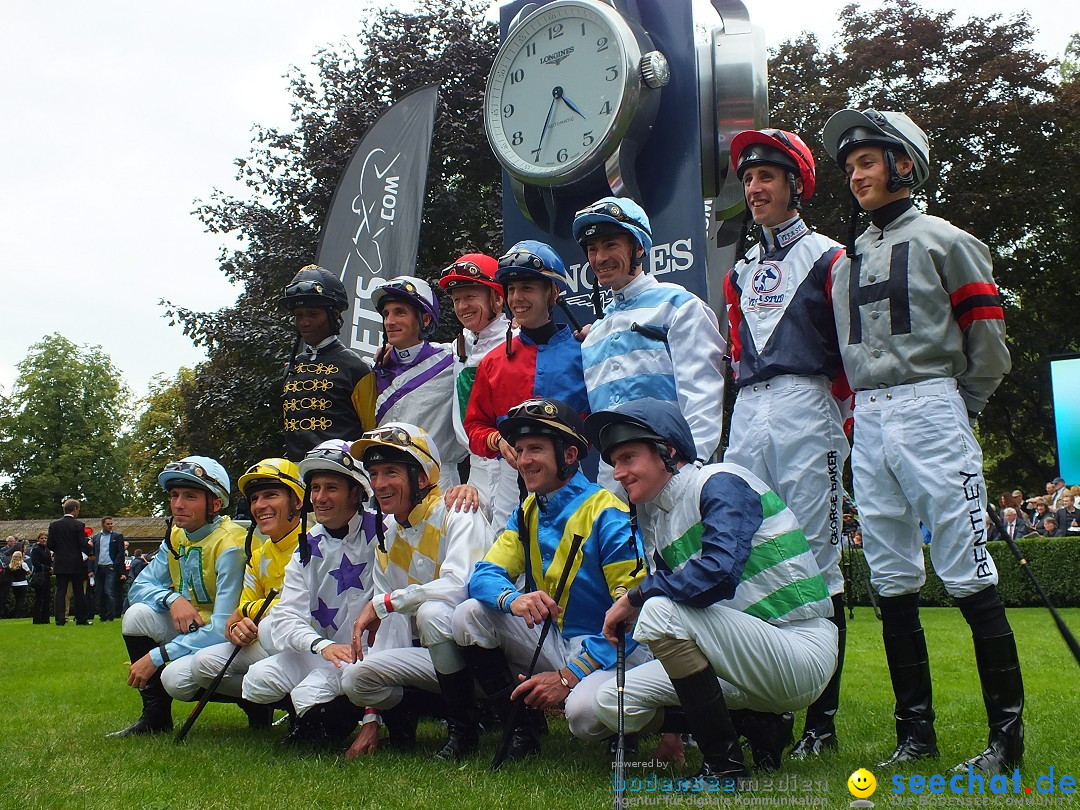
[572, 196, 653, 257]
[495, 240, 569, 291]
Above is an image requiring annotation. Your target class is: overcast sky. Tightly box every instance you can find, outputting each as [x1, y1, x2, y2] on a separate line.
[2, 0, 1075, 407]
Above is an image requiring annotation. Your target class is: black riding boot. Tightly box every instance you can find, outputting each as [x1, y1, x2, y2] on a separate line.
[108, 635, 174, 737]
[378, 689, 425, 750]
[730, 709, 794, 771]
[280, 696, 358, 749]
[434, 668, 480, 761]
[791, 594, 846, 758]
[879, 628, 939, 767]
[952, 633, 1024, 774]
[238, 698, 274, 728]
[462, 645, 539, 762]
[670, 666, 748, 784]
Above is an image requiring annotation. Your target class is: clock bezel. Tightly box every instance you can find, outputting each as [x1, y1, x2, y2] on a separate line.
[484, 0, 648, 187]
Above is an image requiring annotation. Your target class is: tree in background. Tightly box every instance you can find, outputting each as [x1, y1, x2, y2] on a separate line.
[1061, 33, 1080, 83]
[126, 369, 193, 514]
[767, 0, 1080, 493]
[164, 0, 499, 477]
[0, 334, 131, 519]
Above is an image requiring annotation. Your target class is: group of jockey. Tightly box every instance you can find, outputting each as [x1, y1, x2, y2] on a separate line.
[113, 108, 1022, 784]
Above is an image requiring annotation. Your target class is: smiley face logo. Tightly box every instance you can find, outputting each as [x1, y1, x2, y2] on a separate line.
[847, 768, 877, 799]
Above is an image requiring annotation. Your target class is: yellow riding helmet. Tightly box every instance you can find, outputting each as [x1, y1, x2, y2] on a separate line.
[238, 458, 305, 502]
[351, 422, 441, 488]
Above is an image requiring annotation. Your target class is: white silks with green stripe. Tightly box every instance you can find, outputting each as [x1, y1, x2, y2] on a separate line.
[644, 462, 831, 625]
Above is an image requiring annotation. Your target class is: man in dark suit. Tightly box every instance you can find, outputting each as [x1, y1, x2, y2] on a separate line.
[989, 507, 1032, 542]
[47, 498, 91, 625]
[91, 516, 126, 621]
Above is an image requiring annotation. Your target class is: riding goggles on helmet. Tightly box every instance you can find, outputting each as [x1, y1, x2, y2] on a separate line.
[284, 279, 326, 297]
[303, 447, 359, 469]
[380, 279, 419, 296]
[440, 261, 486, 280]
[574, 200, 648, 231]
[498, 250, 549, 272]
[506, 399, 559, 419]
[242, 462, 305, 490]
[161, 461, 229, 499]
[363, 425, 437, 464]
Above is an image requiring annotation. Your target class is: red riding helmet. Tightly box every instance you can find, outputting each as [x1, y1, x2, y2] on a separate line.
[730, 129, 817, 206]
[436, 253, 502, 297]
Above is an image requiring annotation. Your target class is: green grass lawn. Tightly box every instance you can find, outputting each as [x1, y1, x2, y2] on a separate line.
[1, 607, 1078, 809]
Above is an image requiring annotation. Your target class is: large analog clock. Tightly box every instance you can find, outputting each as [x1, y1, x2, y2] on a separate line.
[485, 0, 668, 189]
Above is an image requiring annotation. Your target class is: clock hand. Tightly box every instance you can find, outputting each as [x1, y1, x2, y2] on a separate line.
[559, 92, 587, 120]
[534, 87, 561, 158]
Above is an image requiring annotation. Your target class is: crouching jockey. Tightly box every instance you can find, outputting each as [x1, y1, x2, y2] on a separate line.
[241, 440, 378, 748]
[182, 458, 305, 727]
[110, 457, 245, 737]
[448, 398, 647, 763]
[586, 400, 838, 781]
[342, 423, 492, 759]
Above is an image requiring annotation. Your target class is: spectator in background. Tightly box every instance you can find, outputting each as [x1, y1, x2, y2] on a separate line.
[48, 498, 91, 626]
[1057, 493, 1080, 536]
[1038, 516, 1059, 537]
[1050, 477, 1068, 510]
[1012, 490, 1032, 521]
[29, 532, 52, 624]
[0, 553, 9, 617]
[1028, 498, 1051, 533]
[7, 551, 31, 617]
[990, 508, 1030, 542]
[91, 517, 126, 622]
[1, 536, 17, 567]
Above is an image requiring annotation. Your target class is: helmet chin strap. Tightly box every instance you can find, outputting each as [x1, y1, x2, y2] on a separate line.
[787, 172, 802, 211]
[656, 442, 680, 475]
[883, 150, 915, 193]
[328, 307, 343, 336]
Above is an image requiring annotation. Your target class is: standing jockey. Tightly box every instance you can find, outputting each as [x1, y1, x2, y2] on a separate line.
[355, 276, 466, 488]
[823, 107, 1019, 774]
[463, 241, 590, 489]
[437, 253, 519, 529]
[723, 129, 850, 758]
[573, 197, 727, 476]
[280, 264, 374, 461]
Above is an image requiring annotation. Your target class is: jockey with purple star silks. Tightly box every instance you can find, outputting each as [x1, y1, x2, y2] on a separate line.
[341, 423, 493, 760]
[241, 440, 379, 749]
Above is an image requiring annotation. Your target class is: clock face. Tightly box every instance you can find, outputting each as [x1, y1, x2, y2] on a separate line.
[485, 1, 642, 185]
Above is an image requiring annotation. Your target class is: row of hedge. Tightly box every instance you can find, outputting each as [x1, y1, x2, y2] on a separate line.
[842, 537, 1080, 607]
